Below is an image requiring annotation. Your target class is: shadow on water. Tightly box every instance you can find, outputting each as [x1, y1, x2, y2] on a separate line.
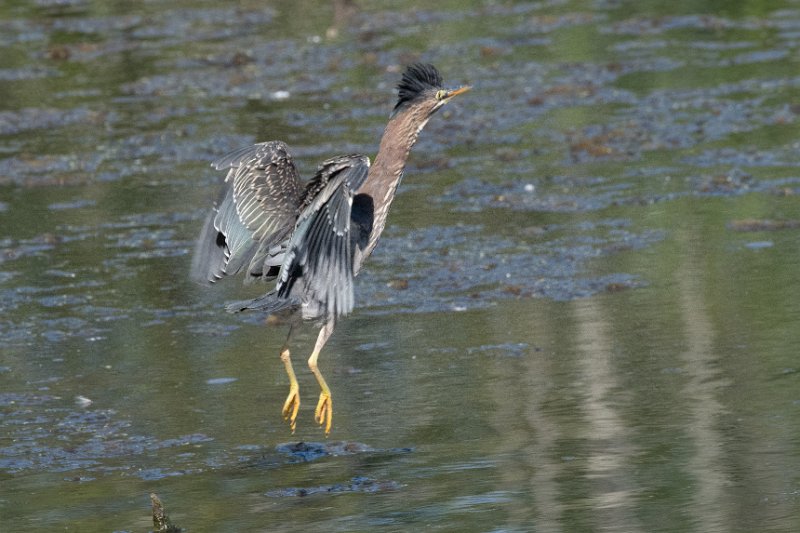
[2, 0, 800, 531]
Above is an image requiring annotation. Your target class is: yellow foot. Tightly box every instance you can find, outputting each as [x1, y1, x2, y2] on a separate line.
[314, 392, 332, 436]
[282, 386, 300, 434]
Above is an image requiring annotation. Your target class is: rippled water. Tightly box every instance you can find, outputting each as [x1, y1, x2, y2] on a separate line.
[2, 1, 800, 531]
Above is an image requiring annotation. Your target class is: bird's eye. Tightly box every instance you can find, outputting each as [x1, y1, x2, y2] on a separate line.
[435, 89, 447, 100]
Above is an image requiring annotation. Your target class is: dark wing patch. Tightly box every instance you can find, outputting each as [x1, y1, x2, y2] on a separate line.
[277, 154, 371, 319]
[191, 141, 303, 284]
[350, 194, 374, 251]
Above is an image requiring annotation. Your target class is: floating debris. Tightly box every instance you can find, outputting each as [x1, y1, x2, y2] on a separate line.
[387, 278, 409, 290]
[0, 398, 213, 474]
[205, 377, 238, 385]
[150, 493, 182, 533]
[74, 395, 93, 408]
[744, 241, 774, 249]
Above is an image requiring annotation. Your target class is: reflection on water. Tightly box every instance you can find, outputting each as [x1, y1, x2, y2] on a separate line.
[677, 232, 731, 533]
[2, 0, 800, 531]
[574, 298, 640, 528]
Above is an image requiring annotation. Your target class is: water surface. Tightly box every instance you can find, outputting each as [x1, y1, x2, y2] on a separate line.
[1, 0, 800, 531]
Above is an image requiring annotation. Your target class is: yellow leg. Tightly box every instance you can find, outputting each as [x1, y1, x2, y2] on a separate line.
[279, 330, 300, 433]
[308, 320, 335, 436]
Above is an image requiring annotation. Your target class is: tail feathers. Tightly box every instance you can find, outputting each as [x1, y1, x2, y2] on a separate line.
[225, 291, 300, 314]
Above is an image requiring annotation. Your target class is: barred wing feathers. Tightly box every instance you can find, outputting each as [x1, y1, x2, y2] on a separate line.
[277, 155, 371, 319]
[191, 141, 303, 283]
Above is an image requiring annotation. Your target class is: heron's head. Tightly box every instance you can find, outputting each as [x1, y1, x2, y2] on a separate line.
[392, 63, 471, 118]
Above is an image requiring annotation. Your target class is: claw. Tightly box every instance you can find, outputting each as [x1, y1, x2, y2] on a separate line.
[314, 391, 332, 436]
[282, 386, 300, 434]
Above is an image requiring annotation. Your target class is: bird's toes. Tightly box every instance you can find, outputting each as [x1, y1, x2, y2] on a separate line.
[282, 390, 300, 433]
[314, 394, 332, 436]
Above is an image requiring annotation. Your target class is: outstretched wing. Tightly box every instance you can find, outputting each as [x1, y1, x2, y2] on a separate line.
[277, 154, 371, 319]
[191, 141, 304, 284]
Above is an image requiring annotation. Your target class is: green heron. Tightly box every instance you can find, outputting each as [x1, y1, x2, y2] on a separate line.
[191, 64, 470, 434]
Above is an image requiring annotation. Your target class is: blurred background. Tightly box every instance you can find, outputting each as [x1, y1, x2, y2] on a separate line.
[1, 0, 799, 531]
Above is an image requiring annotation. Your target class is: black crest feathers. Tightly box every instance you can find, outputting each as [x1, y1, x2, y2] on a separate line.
[394, 63, 443, 112]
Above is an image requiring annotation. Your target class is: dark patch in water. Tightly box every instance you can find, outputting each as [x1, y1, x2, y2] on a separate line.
[275, 440, 377, 462]
[357, 224, 658, 312]
[467, 343, 531, 358]
[185, 321, 240, 336]
[0, 66, 59, 81]
[603, 14, 756, 36]
[0, 235, 58, 264]
[683, 145, 800, 168]
[0, 153, 104, 186]
[0, 107, 102, 136]
[48, 198, 96, 211]
[439, 177, 623, 213]
[727, 219, 800, 232]
[234, 441, 413, 474]
[265, 476, 402, 497]
[0, 394, 213, 475]
[693, 168, 755, 195]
